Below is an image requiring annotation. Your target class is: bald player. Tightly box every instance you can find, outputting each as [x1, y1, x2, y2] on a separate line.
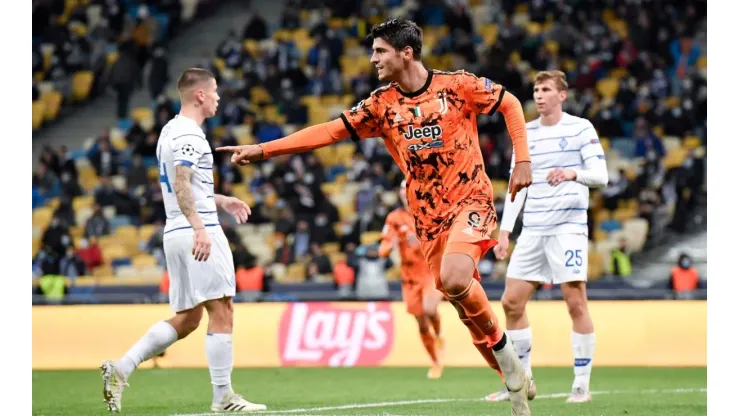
[100, 68, 267, 413]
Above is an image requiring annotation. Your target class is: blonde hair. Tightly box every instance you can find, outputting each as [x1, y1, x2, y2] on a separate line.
[177, 68, 215, 92]
[534, 70, 568, 91]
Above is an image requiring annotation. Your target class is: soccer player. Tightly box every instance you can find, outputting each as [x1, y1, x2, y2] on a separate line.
[485, 70, 608, 404]
[100, 68, 267, 413]
[378, 179, 445, 379]
[218, 19, 535, 415]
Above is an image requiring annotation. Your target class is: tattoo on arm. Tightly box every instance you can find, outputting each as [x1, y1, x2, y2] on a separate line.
[174, 165, 196, 218]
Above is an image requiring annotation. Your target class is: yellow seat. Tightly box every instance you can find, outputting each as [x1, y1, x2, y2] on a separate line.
[360, 231, 382, 246]
[663, 147, 688, 169]
[106, 51, 119, 66]
[320, 182, 341, 196]
[93, 265, 114, 278]
[138, 224, 158, 242]
[72, 71, 94, 101]
[683, 136, 701, 149]
[33, 207, 54, 229]
[115, 225, 138, 240]
[596, 78, 619, 99]
[212, 57, 226, 71]
[32, 101, 46, 130]
[73, 195, 95, 212]
[285, 263, 306, 282]
[131, 107, 153, 125]
[132, 254, 157, 267]
[322, 242, 341, 255]
[588, 251, 605, 280]
[41, 90, 63, 121]
[102, 245, 128, 262]
[250, 86, 272, 105]
[613, 207, 637, 222]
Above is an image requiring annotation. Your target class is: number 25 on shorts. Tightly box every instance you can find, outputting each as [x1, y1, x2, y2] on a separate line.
[565, 249, 583, 267]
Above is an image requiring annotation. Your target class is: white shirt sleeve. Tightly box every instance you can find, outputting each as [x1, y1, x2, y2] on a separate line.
[170, 133, 208, 169]
[574, 122, 608, 187]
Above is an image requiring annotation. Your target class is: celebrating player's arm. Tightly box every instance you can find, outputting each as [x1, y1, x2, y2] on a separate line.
[460, 73, 533, 199]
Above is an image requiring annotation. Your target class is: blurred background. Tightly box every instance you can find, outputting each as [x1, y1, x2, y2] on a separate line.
[31, 0, 707, 305]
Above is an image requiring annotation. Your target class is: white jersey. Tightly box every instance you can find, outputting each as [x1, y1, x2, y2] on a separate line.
[509, 112, 606, 237]
[156, 115, 219, 236]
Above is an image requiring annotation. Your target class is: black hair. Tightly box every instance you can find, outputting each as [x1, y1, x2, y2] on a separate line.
[366, 18, 423, 60]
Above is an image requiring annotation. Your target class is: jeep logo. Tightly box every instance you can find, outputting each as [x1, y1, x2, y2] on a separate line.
[403, 125, 443, 141]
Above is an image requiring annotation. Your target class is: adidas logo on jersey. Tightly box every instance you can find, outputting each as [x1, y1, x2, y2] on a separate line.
[393, 113, 404, 123]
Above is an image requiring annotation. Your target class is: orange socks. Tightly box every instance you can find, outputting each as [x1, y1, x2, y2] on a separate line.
[461, 316, 503, 378]
[420, 330, 439, 365]
[449, 280, 504, 348]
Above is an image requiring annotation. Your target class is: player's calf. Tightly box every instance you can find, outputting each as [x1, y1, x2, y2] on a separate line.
[167, 306, 204, 339]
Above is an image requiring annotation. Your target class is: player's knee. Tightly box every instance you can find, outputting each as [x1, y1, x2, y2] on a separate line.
[565, 297, 588, 319]
[439, 257, 475, 296]
[502, 293, 526, 318]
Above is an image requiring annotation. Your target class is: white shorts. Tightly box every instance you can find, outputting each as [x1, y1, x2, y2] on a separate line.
[164, 227, 236, 312]
[506, 233, 588, 284]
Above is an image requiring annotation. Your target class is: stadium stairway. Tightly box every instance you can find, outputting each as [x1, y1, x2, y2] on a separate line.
[32, 0, 287, 166]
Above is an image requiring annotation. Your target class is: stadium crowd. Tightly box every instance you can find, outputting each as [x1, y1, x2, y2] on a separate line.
[32, 0, 220, 129]
[32, 0, 707, 299]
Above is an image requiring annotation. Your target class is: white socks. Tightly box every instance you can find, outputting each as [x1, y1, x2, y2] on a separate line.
[507, 327, 533, 376]
[206, 333, 234, 403]
[572, 331, 595, 390]
[116, 321, 178, 379]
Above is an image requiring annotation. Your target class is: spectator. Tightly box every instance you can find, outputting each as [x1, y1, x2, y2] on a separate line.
[84, 204, 111, 239]
[59, 245, 86, 279]
[292, 220, 312, 260]
[669, 253, 700, 298]
[42, 216, 71, 257]
[108, 40, 142, 120]
[77, 237, 103, 271]
[607, 238, 633, 278]
[148, 45, 170, 100]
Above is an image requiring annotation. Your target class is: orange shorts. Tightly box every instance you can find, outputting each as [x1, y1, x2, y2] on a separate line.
[419, 201, 498, 297]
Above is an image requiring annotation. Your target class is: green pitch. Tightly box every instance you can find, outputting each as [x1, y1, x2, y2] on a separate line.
[33, 367, 706, 415]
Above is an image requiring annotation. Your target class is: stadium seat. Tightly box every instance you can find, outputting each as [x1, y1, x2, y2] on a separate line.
[663, 147, 688, 169]
[33, 207, 54, 229]
[284, 263, 306, 282]
[32, 101, 46, 130]
[131, 107, 154, 127]
[138, 224, 158, 242]
[41, 90, 63, 121]
[132, 254, 157, 268]
[588, 250, 605, 280]
[596, 78, 619, 99]
[72, 71, 94, 102]
[683, 136, 701, 149]
[93, 264, 114, 278]
[115, 265, 138, 278]
[322, 242, 341, 255]
[360, 231, 382, 246]
[102, 245, 128, 263]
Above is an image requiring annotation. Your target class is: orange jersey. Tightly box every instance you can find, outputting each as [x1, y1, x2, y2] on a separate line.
[379, 208, 430, 281]
[341, 70, 508, 240]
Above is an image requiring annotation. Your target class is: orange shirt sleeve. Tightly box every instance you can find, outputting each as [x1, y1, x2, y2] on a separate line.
[259, 118, 349, 159]
[340, 94, 383, 142]
[496, 92, 530, 163]
[378, 213, 397, 258]
[462, 72, 530, 163]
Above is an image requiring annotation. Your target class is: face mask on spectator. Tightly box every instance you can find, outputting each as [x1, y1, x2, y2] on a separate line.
[79, 238, 89, 249]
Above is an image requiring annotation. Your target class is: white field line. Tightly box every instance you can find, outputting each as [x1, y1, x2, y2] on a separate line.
[172, 387, 706, 416]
